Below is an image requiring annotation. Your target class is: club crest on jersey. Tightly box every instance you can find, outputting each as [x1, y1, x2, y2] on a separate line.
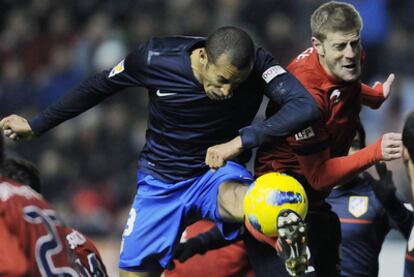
[329, 89, 341, 104]
[294, 127, 315, 141]
[108, 59, 125, 78]
[348, 196, 368, 218]
[262, 65, 286, 83]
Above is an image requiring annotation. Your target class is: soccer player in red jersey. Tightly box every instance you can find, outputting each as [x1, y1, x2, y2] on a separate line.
[403, 111, 414, 277]
[0, 141, 107, 276]
[246, 2, 402, 276]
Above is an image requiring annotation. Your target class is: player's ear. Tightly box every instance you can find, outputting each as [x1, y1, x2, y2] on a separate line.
[199, 48, 208, 66]
[311, 37, 324, 57]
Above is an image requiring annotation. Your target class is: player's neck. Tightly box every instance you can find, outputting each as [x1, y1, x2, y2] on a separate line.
[190, 48, 204, 84]
[318, 55, 337, 81]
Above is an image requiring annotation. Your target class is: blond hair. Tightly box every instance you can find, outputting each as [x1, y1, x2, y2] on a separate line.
[311, 1, 362, 41]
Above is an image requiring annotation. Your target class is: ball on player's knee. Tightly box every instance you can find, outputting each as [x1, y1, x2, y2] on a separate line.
[243, 172, 308, 237]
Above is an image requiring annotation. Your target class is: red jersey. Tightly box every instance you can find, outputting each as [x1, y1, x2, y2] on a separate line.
[64, 227, 108, 276]
[0, 177, 107, 276]
[164, 220, 253, 277]
[256, 47, 384, 198]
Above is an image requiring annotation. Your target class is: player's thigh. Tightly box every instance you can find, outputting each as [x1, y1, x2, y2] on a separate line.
[120, 175, 189, 272]
[191, 161, 252, 223]
[217, 180, 249, 222]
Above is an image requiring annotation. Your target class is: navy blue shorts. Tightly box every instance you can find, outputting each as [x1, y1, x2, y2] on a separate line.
[119, 162, 253, 271]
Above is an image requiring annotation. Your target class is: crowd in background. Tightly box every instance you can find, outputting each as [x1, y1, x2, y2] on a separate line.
[1, 0, 414, 239]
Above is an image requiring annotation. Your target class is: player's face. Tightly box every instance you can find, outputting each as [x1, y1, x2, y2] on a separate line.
[316, 30, 362, 82]
[202, 54, 250, 100]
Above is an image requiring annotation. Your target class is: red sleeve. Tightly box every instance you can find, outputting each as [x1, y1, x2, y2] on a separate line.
[296, 138, 383, 191]
[64, 228, 108, 276]
[0, 218, 29, 276]
[244, 219, 278, 250]
[361, 83, 385, 109]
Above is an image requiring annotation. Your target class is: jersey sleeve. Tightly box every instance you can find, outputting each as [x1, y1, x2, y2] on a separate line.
[29, 42, 151, 136]
[0, 218, 29, 276]
[244, 218, 278, 250]
[293, 139, 383, 191]
[65, 228, 108, 276]
[361, 82, 385, 109]
[239, 48, 320, 149]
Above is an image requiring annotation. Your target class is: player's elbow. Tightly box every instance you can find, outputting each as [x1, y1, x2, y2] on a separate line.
[304, 100, 320, 123]
[295, 98, 320, 128]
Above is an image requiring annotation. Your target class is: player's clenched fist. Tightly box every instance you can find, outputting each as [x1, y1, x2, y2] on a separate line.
[205, 136, 243, 170]
[0, 115, 34, 141]
[380, 132, 402, 161]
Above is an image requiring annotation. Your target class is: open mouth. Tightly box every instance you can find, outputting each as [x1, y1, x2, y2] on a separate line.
[343, 63, 357, 69]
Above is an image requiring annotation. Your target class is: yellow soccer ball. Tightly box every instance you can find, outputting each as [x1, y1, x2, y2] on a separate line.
[243, 172, 308, 237]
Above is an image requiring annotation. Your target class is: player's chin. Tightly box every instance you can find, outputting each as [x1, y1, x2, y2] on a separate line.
[341, 71, 360, 82]
[206, 92, 230, 101]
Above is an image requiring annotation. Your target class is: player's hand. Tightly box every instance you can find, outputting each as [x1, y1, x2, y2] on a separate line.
[175, 237, 205, 262]
[166, 237, 205, 270]
[0, 115, 35, 141]
[364, 162, 396, 202]
[374, 73, 395, 99]
[380, 132, 402, 161]
[205, 136, 243, 170]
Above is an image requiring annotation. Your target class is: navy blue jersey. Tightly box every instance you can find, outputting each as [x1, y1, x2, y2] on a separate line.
[28, 36, 318, 182]
[326, 175, 412, 277]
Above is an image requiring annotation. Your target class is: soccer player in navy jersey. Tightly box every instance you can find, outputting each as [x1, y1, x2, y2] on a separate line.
[0, 26, 321, 276]
[402, 111, 414, 277]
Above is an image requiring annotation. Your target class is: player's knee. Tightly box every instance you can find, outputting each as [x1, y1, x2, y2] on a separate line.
[218, 181, 249, 222]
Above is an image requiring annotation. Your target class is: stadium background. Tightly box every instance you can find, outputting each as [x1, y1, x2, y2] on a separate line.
[0, 0, 413, 275]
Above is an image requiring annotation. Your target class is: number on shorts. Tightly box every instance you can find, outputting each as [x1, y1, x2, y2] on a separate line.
[123, 208, 137, 237]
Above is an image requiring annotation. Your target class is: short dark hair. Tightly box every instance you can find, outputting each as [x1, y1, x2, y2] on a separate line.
[403, 110, 414, 161]
[0, 157, 41, 193]
[205, 26, 255, 70]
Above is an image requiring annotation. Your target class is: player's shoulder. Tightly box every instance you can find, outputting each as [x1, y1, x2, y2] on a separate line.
[0, 178, 42, 203]
[288, 48, 324, 86]
[148, 36, 205, 54]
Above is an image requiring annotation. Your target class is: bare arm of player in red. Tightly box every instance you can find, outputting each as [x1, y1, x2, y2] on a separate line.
[0, 218, 29, 276]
